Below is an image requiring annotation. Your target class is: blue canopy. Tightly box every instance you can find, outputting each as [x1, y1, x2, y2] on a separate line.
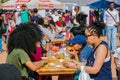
[88, 0, 120, 9]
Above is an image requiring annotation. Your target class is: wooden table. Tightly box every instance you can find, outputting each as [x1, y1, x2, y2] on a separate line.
[36, 64, 76, 80]
[51, 39, 66, 44]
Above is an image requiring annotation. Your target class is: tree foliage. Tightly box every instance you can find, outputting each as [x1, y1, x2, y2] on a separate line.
[1, 0, 8, 3]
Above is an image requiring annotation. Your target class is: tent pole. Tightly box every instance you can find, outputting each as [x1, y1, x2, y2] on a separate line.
[79, 0, 82, 11]
[0, 0, 1, 9]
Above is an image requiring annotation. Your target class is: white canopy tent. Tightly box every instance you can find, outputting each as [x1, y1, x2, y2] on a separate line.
[2, 0, 63, 10]
[2, 0, 16, 10]
[48, 0, 64, 9]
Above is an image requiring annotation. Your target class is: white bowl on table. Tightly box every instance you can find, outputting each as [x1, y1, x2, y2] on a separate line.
[58, 59, 64, 62]
[41, 57, 48, 60]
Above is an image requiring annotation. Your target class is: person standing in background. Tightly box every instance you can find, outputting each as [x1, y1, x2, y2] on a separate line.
[89, 10, 95, 25]
[104, 2, 119, 52]
[93, 8, 100, 21]
[15, 7, 21, 28]
[19, 4, 31, 24]
[31, 8, 41, 24]
[73, 6, 80, 27]
[2, 10, 9, 43]
[0, 9, 3, 52]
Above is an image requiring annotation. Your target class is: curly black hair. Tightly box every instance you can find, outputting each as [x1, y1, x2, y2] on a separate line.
[7, 22, 43, 54]
[33, 8, 38, 13]
[38, 18, 44, 25]
[76, 13, 88, 25]
[86, 21, 105, 38]
[70, 20, 87, 36]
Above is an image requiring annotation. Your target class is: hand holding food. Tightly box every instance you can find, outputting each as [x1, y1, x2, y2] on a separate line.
[66, 46, 73, 51]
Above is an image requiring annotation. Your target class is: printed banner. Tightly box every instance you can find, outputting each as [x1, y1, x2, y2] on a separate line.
[16, 0, 31, 2]
[40, 0, 50, 2]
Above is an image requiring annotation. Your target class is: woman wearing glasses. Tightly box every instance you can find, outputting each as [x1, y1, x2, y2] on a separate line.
[64, 22, 112, 80]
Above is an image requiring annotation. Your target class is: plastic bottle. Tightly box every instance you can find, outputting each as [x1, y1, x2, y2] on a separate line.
[59, 45, 65, 59]
[47, 50, 52, 62]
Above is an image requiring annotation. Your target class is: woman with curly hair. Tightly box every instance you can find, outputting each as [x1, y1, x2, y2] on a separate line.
[6, 22, 48, 80]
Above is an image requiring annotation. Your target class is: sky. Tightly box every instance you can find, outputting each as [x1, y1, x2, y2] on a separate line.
[57, 0, 120, 5]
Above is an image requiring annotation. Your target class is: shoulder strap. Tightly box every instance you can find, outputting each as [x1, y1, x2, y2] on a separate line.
[101, 41, 109, 58]
[92, 41, 108, 56]
[107, 10, 117, 24]
[92, 41, 108, 58]
[92, 42, 102, 54]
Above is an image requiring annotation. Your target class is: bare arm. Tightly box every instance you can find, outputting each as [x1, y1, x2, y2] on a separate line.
[84, 45, 109, 74]
[43, 34, 50, 51]
[25, 58, 48, 71]
[63, 44, 110, 74]
[25, 61, 42, 71]
[67, 49, 79, 61]
[116, 11, 119, 23]
[114, 57, 120, 70]
[18, 12, 21, 16]
[104, 11, 107, 27]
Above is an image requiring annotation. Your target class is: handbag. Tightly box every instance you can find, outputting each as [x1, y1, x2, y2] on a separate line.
[78, 66, 92, 80]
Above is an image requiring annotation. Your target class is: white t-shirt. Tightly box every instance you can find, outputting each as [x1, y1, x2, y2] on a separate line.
[39, 25, 55, 39]
[104, 9, 119, 26]
[114, 47, 120, 66]
[15, 12, 21, 25]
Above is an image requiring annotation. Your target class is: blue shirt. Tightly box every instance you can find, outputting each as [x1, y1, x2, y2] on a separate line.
[79, 44, 93, 62]
[74, 44, 92, 80]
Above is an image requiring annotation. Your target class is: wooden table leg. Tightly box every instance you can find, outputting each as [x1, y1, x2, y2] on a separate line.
[71, 74, 74, 80]
[38, 75, 42, 80]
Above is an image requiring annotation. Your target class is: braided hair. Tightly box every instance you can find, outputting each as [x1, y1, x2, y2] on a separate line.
[86, 21, 105, 38]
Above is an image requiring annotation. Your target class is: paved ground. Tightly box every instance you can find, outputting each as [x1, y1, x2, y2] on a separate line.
[0, 36, 119, 80]
[0, 41, 7, 64]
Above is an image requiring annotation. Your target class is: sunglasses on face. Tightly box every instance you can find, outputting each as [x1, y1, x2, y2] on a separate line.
[85, 34, 93, 38]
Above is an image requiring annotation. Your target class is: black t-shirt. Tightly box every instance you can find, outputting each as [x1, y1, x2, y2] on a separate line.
[0, 64, 23, 80]
[0, 16, 3, 34]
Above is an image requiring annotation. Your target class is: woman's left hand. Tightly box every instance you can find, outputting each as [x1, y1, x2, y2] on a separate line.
[63, 61, 76, 68]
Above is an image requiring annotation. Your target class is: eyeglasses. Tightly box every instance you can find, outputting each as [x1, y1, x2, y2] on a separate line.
[85, 34, 93, 38]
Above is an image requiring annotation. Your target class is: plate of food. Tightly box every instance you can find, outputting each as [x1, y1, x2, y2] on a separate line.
[48, 63, 55, 66]
[58, 59, 64, 62]
[55, 65, 64, 68]
[41, 57, 48, 60]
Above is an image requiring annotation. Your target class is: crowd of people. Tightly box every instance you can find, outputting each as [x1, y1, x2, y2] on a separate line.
[0, 1, 120, 80]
